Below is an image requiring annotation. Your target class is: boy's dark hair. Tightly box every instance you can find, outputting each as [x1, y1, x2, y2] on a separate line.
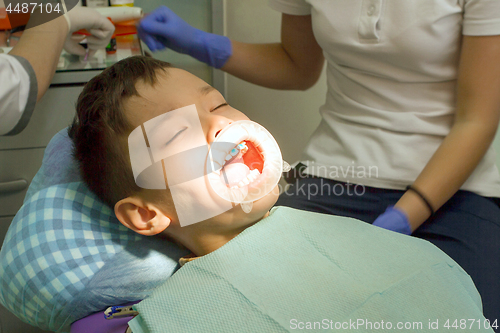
[69, 56, 171, 208]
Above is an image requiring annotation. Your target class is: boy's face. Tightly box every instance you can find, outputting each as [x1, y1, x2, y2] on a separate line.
[122, 68, 280, 232]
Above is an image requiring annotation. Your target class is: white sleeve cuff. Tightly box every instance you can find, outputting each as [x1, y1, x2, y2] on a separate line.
[462, 0, 500, 36]
[268, 0, 312, 15]
[0, 54, 38, 136]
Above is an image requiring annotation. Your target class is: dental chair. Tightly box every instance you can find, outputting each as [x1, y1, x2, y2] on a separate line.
[0, 129, 189, 333]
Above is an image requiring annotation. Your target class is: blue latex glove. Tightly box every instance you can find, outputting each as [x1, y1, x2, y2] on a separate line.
[372, 206, 412, 235]
[137, 6, 232, 69]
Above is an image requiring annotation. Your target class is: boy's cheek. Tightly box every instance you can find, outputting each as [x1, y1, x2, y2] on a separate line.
[225, 108, 250, 121]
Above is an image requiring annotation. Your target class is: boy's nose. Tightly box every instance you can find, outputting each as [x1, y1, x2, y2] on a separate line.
[207, 115, 232, 143]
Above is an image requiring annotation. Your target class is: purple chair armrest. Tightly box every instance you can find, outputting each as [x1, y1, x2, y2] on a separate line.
[70, 302, 140, 333]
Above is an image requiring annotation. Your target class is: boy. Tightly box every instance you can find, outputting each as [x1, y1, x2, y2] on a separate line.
[70, 56, 492, 332]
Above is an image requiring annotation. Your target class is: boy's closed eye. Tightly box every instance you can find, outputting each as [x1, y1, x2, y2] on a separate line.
[211, 103, 229, 112]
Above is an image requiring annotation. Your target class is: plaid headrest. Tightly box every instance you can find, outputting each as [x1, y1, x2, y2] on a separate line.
[0, 129, 189, 332]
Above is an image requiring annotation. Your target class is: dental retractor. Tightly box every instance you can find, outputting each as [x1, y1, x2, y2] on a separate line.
[207, 120, 286, 213]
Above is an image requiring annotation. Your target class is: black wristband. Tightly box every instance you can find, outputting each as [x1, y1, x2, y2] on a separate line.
[406, 185, 435, 215]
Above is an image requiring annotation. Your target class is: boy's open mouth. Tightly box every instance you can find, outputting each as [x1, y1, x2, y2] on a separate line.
[207, 120, 283, 204]
[219, 140, 264, 188]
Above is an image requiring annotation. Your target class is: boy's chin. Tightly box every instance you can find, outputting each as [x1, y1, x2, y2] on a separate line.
[188, 186, 279, 229]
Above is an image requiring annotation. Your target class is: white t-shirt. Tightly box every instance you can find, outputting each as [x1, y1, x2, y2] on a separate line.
[0, 54, 37, 136]
[269, 0, 500, 197]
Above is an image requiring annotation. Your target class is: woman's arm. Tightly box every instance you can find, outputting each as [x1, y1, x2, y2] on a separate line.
[139, 8, 325, 90]
[8, 15, 68, 101]
[395, 35, 500, 230]
[221, 14, 325, 90]
[9, 8, 114, 102]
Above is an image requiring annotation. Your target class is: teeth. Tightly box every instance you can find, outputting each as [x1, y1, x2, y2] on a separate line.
[233, 169, 261, 188]
[222, 141, 248, 164]
[238, 179, 248, 187]
[238, 142, 248, 154]
[247, 169, 260, 182]
[208, 132, 246, 173]
[220, 168, 262, 190]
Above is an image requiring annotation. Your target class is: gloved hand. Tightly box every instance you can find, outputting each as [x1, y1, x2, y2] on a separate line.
[137, 6, 232, 69]
[372, 206, 412, 235]
[63, 7, 115, 56]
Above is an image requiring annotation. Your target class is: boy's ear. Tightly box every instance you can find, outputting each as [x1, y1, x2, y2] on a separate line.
[115, 196, 171, 236]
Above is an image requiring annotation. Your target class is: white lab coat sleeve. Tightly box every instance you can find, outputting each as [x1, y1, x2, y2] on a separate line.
[0, 54, 38, 136]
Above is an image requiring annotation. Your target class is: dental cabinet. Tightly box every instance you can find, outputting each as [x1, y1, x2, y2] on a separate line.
[0, 1, 224, 332]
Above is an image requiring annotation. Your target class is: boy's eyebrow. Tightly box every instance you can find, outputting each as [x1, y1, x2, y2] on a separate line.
[199, 85, 216, 96]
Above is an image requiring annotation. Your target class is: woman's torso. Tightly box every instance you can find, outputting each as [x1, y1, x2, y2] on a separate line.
[270, 0, 500, 196]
